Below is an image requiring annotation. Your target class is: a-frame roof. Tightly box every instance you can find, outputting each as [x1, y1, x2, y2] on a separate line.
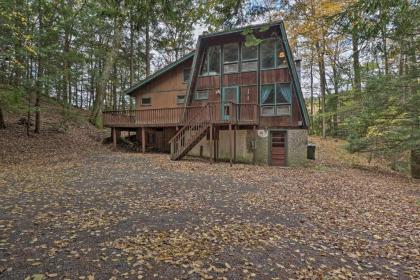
[123, 51, 195, 96]
[184, 21, 309, 127]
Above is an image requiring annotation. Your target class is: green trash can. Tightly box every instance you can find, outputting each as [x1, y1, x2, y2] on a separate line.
[307, 144, 316, 160]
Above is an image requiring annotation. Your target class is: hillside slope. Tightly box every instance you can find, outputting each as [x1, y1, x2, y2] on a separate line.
[0, 99, 108, 167]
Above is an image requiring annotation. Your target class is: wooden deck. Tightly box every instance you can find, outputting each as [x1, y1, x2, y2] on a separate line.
[103, 102, 259, 128]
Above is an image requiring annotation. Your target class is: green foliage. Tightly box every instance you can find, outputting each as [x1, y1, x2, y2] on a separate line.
[344, 74, 420, 159]
[241, 27, 262, 47]
[0, 86, 26, 114]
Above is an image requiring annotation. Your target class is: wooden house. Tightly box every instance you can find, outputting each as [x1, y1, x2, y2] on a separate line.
[103, 21, 309, 166]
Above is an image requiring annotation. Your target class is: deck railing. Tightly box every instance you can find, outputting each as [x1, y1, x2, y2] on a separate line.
[103, 102, 259, 127]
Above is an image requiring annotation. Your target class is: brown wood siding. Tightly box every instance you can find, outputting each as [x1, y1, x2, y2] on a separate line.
[223, 73, 240, 86]
[260, 68, 290, 84]
[223, 72, 257, 87]
[241, 71, 257, 86]
[134, 58, 192, 109]
[196, 76, 220, 90]
[291, 88, 302, 124]
[240, 86, 257, 103]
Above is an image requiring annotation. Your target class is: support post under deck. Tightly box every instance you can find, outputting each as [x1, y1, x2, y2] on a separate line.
[233, 125, 237, 163]
[209, 124, 213, 162]
[112, 128, 116, 149]
[141, 127, 146, 153]
[229, 124, 233, 166]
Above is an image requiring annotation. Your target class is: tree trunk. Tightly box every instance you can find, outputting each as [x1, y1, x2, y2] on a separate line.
[0, 107, 5, 129]
[129, 19, 134, 86]
[34, 84, 41, 134]
[112, 64, 117, 110]
[90, 17, 123, 128]
[309, 50, 314, 125]
[145, 23, 151, 76]
[316, 41, 327, 139]
[332, 52, 339, 137]
[34, 5, 43, 134]
[382, 28, 389, 75]
[352, 31, 361, 93]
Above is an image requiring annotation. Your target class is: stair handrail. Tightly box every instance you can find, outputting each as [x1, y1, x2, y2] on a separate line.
[168, 103, 210, 144]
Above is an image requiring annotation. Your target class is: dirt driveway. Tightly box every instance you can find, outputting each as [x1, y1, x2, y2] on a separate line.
[0, 151, 418, 280]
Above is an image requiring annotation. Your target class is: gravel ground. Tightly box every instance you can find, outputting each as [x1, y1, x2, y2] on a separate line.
[0, 150, 419, 280]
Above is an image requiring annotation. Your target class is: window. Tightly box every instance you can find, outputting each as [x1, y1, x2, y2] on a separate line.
[201, 46, 220, 76]
[260, 39, 287, 69]
[194, 90, 208, 100]
[276, 41, 287, 66]
[141, 97, 151, 106]
[176, 95, 185, 104]
[241, 43, 258, 72]
[183, 68, 191, 83]
[223, 43, 239, 73]
[261, 40, 276, 69]
[260, 83, 291, 116]
[241, 61, 257, 72]
[242, 44, 258, 60]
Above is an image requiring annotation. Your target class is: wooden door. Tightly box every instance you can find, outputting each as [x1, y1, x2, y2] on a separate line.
[270, 131, 286, 166]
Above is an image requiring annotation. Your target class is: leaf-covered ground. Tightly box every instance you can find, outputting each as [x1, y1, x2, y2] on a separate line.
[0, 136, 419, 279]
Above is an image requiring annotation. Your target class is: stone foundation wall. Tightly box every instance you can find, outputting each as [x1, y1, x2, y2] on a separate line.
[286, 129, 308, 166]
[187, 128, 308, 166]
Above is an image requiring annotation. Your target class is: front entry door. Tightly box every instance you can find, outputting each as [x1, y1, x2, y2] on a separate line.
[221, 86, 239, 121]
[270, 131, 287, 166]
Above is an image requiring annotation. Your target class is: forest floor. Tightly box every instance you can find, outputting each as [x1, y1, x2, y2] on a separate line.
[0, 106, 419, 280]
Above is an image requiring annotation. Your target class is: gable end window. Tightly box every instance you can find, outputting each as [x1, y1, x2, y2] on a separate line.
[223, 43, 239, 73]
[241, 43, 258, 72]
[200, 46, 220, 76]
[141, 97, 151, 106]
[260, 83, 291, 116]
[260, 39, 287, 69]
[194, 90, 208, 100]
[183, 68, 191, 83]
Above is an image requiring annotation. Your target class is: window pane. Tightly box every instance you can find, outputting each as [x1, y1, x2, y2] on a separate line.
[195, 90, 208, 100]
[183, 68, 190, 82]
[276, 83, 292, 103]
[241, 61, 257, 72]
[276, 105, 290, 115]
[176, 95, 185, 104]
[223, 87, 238, 102]
[223, 43, 239, 63]
[261, 106, 275, 116]
[261, 40, 275, 69]
[208, 46, 220, 75]
[261, 85, 275, 105]
[276, 41, 287, 66]
[200, 50, 208, 75]
[141, 97, 151, 105]
[242, 43, 257, 60]
[224, 63, 238, 73]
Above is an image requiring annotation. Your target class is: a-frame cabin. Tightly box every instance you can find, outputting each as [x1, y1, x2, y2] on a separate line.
[103, 21, 309, 166]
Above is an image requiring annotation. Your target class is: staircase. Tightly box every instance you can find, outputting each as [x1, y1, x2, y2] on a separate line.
[169, 105, 211, 160]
